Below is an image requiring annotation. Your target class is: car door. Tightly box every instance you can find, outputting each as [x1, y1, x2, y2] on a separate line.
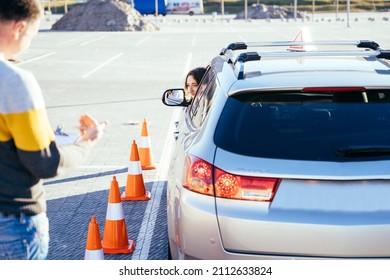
[167, 66, 218, 255]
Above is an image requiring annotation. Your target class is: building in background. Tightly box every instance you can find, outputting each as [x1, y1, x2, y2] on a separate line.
[131, 0, 167, 15]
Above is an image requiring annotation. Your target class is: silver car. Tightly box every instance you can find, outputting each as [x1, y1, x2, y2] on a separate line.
[162, 40, 390, 259]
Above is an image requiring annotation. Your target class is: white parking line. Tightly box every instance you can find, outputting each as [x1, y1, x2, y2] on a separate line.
[57, 36, 92, 46]
[182, 52, 193, 78]
[82, 53, 123, 78]
[79, 35, 106, 46]
[18, 52, 56, 65]
[131, 108, 181, 260]
[135, 36, 151, 46]
[239, 35, 246, 42]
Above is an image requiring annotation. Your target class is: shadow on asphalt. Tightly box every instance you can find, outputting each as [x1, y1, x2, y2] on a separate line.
[43, 168, 128, 186]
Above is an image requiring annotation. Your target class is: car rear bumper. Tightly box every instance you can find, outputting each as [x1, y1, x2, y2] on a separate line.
[216, 196, 390, 258]
[170, 188, 390, 259]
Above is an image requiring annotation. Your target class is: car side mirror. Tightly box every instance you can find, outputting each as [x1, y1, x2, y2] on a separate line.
[162, 89, 190, 107]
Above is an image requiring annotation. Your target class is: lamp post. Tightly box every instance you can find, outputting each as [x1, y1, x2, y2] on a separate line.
[244, 0, 248, 21]
[294, 0, 297, 20]
[312, 0, 315, 21]
[221, 0, 224, 20]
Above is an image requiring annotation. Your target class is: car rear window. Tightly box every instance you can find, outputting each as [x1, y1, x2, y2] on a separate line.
[214, 89, 390, 162]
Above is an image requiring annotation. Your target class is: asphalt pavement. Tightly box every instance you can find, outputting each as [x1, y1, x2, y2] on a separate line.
[17, 11, 390, 260]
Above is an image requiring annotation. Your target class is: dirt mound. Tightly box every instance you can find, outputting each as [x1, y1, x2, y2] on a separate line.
[235, 4, 304, 20]
[51, 0, 159, 31]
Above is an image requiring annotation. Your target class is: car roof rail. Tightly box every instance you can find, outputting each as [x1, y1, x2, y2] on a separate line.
[221, 48, 238, 64]
[219, 40, 390, 80]
[221, 40, 381, 52]
[377, 50, 390, 59]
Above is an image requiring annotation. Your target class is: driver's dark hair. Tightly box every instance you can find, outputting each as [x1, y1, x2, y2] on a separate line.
[0, 0, 42, 22]
[185, 67, 207, 88]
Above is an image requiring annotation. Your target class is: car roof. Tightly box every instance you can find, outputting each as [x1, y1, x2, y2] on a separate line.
[216, 40, 390, 94]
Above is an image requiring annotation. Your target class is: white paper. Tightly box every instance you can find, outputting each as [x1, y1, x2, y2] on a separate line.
[55, 134, 80, 146]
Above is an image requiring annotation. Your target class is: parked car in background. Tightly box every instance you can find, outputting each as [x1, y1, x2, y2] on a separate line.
[162, 39, 390, 259]
[166, 0, 204, 15]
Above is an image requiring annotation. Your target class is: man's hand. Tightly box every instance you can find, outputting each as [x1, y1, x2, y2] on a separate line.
[79, 114, 108, 142]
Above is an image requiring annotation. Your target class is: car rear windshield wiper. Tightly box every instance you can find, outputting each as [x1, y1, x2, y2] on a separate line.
[336, 145, 390, 157]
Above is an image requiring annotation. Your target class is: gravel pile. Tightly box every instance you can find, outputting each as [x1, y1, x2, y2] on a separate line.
[51, 0, 159, 31]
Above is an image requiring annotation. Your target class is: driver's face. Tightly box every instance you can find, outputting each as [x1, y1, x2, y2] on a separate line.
[185, 75, 199, 97]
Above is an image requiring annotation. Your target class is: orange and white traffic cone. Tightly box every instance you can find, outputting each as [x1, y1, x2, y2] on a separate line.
[84, 216, 104, 260]
[139, 119, 157, 170]
[121, 140, 151, 201]
[102, 176, 136, 254]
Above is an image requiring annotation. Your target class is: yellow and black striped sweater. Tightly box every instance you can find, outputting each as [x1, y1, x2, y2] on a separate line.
[0, 55, 92, 216]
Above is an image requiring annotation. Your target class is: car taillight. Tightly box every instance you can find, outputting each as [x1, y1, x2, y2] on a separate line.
[214, 168, 280, 202]
[183, 155, 280, 202]
[183, 155, 214, 196]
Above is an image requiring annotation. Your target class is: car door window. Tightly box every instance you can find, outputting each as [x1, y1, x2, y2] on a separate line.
[189, 68, 217, 128]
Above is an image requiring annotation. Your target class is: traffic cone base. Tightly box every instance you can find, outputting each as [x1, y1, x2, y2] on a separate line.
[121, 190, 151, 201]
[102, 219, 131, 253]
[140, 162, 156, 170]
[139, 148, 157, 170]
[102, 239, 136, 254]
